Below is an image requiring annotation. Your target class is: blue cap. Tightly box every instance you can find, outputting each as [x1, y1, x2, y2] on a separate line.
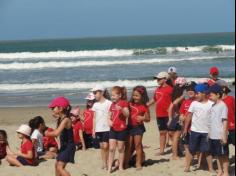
[195, 84, 209, 93]
[208, 84, 223, 94]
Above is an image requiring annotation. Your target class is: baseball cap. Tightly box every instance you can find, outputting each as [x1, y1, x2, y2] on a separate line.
[175, 77, 187, 87]
[48, 96, 70, 109]
[186, 81, 197, 91]
[195, 84, 209, 93]
[154, 72, 169, 79]
[16, 124, 32, 137]
[207, 84, 223, 94]
[92, 85, 105, 92]
[210, 67, 219, 75]
[85, 93, 95, 100]
[168, 67, 177, 74]
[70, 106, 80, 117]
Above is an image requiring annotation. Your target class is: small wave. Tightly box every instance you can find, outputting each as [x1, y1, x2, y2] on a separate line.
[0, 78, 234, 91]
[0, 56, 234, 70]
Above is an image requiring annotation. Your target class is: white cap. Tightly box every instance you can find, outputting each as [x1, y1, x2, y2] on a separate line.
[91, 85, 105, 92]
[154, 72, 169, 79]
[16, 124, 32, 137]
[168, 67, 177, 74]
[85, 93, 95, 100]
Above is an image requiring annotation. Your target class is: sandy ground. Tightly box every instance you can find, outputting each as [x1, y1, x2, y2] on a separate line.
[0, 106, 235, 176]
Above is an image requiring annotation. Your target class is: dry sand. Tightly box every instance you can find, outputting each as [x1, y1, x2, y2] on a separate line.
[0, 107, 235, 176]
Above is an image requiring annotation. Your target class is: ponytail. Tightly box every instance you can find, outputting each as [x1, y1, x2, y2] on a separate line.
[112, 86, 127, 101]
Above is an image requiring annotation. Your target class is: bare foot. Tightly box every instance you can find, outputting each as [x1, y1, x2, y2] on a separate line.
[171, 156, 180, 160]
[184, 168, 190, 172]
[155, 152, 165, 156]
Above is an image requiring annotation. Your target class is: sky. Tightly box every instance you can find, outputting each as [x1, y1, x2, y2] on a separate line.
[0, 0, 235, 41]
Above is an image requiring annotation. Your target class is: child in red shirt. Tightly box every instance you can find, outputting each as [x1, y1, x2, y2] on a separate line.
[147, 72, 173, 155]
[0, 130, 12, 165]
[108, 86, 129, 173]
[83, 93, 96, 148]
[70, 106, 86, 150]
[125, 86, 150, 170]
[6, 125, 35, 166]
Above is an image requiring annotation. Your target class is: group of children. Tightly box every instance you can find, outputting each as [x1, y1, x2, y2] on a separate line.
[0, 66, 235, 176]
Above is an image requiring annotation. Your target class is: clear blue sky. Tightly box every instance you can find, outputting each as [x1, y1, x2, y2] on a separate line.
[0, 0, 235, 41]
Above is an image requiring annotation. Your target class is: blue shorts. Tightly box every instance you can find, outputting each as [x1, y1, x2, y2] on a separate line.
[156, 117, 169, 131]
[109, 129, 128, 141]
[209, 139, 229, 157]
[189, 131, 210, 154]
[96, 131, 109, 143]
[17, 156, 33, 166]
[168, 117, 182, 131]
[228, 130, 235, 146]
[128, 125, 146, 136]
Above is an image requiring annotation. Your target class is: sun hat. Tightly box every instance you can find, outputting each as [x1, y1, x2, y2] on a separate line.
[154, 72, 169, 79]
[85, 93, 95, 100]
[91, 85, 105, 92]
[195, 84, 209, 94]
[175, 77, 187, 87]
[210, 67, 219, 75]
[48, 96, 70, 109]
[168, 67, 177, 74]
[70, 106, 80, 117]
[16, 124, 32, 137]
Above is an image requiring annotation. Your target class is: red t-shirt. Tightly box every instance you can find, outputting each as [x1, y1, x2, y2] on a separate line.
[129, 103, 149, 127]
[0, 143, 7, 159]
[180, 99, 194, 132]
[154, 85, 173, 118]
[21, 139, 35, 165]
[83, 109, 94, 135]
[72, 120, 84, 144]
[223, 96, 235, 130]
[110, 100, 129, 132]
[43, 128, 58, 150]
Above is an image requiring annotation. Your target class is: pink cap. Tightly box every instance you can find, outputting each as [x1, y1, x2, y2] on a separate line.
[48, 96, 70, 109]
[70, 106, 80, 117]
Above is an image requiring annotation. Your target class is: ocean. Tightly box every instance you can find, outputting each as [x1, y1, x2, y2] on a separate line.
[0, 32, 235, 107]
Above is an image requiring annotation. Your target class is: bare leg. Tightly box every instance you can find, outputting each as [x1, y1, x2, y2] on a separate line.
[56, 161, 70, 176]
[108, 139, 117, 173]
[185, 152, 193, 172]
[124, 135, 134, 169]
[6, 155, 23, 167]
[55, 161, 61, 176]
[134, 135, 143, 170]
[219, 156, 230, 176]
[172, 131, 181, 160]
[184, 145, 191, 171]
[158, 130, 167, 155]
[206, 153, 214, 173]
[117, 141, 125, 171]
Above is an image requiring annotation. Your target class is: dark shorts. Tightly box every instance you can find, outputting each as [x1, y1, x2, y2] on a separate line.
[57, 143, 76, 163]
[168, 116, 182, 131]
[189, 131, 210, 154]
[128, 125, 146, 136]
[109, 129, 128, 141]
[84, 133, 95, 149]
[156, 117, 169, 131]
[37, 151, 46, 157]
[228, 130, 235, 146]
[181, 132, 190, 145]
[209, 139, 229, 157]
[17, 156, 33, 166]
[96, 131, 110, 143]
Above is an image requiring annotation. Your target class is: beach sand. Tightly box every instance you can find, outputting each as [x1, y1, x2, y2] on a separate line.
[0, 106, 235, 176]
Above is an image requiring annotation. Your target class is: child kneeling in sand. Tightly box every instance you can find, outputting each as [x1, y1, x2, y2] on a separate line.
[6, 124, 36, 167]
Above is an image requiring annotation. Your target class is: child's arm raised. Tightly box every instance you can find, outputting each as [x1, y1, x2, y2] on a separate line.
[45, 118, 70, 137]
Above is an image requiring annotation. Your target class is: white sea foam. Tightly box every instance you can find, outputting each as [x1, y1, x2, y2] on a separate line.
[0, 78, 234, 91]
[0, 45, 234, 61]
[0, 55, 234, 70]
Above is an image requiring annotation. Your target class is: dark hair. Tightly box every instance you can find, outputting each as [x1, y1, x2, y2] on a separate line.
[222, 86, 231, 95]
[130, 86, 149, 106]
[103, 89, 111, 100]
[112, 86, 128, 100]
[172, 85, 186, 102]
[57, 105, 72, 127]
[29, 116, 45, 130]
[86, 100, 96, 109]
[0, 130, 7, 140]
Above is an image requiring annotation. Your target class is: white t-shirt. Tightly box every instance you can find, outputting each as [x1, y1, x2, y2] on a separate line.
[92, 99, 112, 132]
[210, 101, 228, 140]
[31, 129, 44, 152]
[188, 100, 214, 133]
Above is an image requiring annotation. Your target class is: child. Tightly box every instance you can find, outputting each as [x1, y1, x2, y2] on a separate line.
[208, 67, 220, 86]
[125, 86, 150, 170]
[45, 96, 76, 176]
[29, 116, 56, 160]
[107, 86, 129, 173]
[83, 93, 96, 149]
[0, 130, 11, 165]
[92, 85, 112, 170]
[6, 124, 35, 167]
[168, 77, 187, 160]
[70, 106, 86, 150]
[183, 84, 214, 173]
[43, 127, 58, 155]
[208, 84, 230, 176]
[147, 72, 173, 156]
[167, 66, 178, 87]
[179, 81, 197, 171]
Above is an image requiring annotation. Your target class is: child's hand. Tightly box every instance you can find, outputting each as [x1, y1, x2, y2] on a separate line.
[221, 135, 228, 145]
[167, 119, 172, 127]
[137, 116, 145, 123]
[108, 120, 113, 127]
[92, 131, 96, 139]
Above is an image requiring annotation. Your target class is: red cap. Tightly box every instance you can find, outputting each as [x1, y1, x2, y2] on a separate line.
[210, 67, 219, 75]
[48, 96, 70, 109]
